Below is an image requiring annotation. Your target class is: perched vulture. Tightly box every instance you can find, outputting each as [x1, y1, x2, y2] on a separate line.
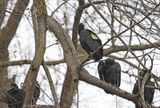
[6, 82, 40, 108]
[6, 83, 24, 108]
[98, 58, 121, 94]
[133, 71, 155, 108]
[78, 23, 103, 61]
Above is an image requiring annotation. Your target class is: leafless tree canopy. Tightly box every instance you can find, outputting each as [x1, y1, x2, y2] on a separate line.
[0, 0, 160, 108]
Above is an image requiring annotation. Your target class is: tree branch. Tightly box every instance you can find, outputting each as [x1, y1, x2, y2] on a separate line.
[30, 105, 55, 108]
[1, 0, 29, 48]
[42, 60, 60, 108]
[0, 59, 65, 67]
[103, 42, 160, 55]
[22, 0, 47, 107]
[46, 16, 80, 108]
[79, 68, 137, 102]
[0, 42, 159, 67]
[72, 0, 84, 48]
[0, 0, 29, 107]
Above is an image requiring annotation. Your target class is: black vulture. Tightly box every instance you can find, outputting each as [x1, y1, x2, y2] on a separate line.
[132, 71, 155, 108]
[32, 81, 40, 104]
[98, 58, 121, 94]
[6, 83, 24, 108]
[78, 23, 103, 61]
[6, 82, 40, 108]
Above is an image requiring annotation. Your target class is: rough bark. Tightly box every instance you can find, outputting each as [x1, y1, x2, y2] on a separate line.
[0, 0, 9, 26]
[60, 69, 78, 108]
[22, 0, 47, 107]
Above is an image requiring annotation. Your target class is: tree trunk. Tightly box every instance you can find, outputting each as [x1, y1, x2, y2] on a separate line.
[0, 0, 29, 107]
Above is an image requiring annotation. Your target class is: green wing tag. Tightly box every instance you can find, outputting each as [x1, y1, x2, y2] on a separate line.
[91, 33, 98, 40]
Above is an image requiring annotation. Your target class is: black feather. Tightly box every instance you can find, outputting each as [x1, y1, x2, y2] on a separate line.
[33, 81, 40, 103]
[98, 58, 121, 94]
[78, 23, 103, 61]
[6, 83, 24, 108]
[6, 82, 40, 108]
[132, 71, 155, 108]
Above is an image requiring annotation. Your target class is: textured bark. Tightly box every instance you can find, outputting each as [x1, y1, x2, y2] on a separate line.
[46, 16, 80, 108]
[22, 0, 47, 107]
[0, 0, 9, 26]
[60, 70, 77, 108]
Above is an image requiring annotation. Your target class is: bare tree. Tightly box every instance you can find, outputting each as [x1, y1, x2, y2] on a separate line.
[0, 0, 160, 108]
